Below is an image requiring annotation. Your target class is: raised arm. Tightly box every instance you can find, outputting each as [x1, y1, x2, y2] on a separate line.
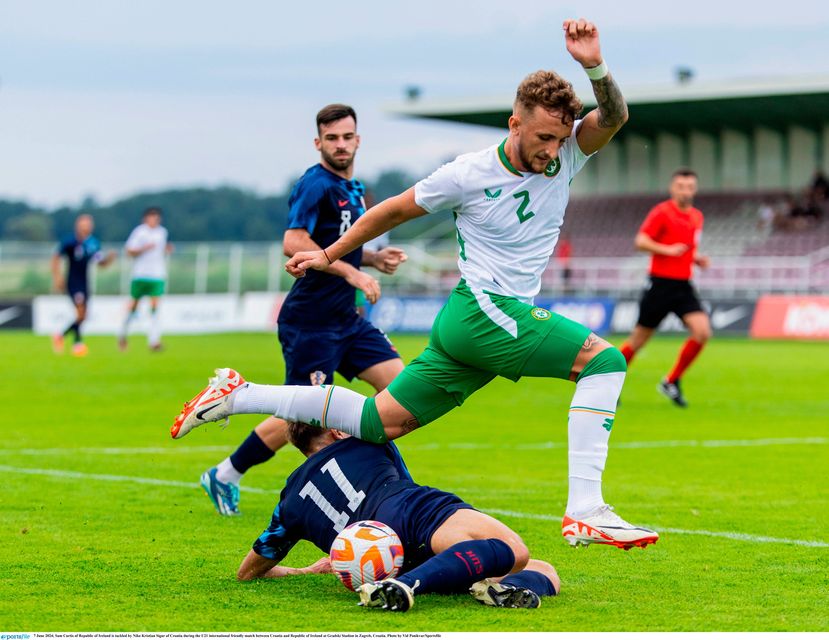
[563, 18, 629, 156]
[286, 187, 426, 278]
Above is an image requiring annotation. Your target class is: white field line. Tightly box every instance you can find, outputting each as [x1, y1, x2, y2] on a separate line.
[479, 508, 829, 549]
[0, 445, 237, 456]
[0, 464, 271, 494]
[4, 463, 828, 549]
[408, 436, 829, 451]
[1, 437, 825, 457]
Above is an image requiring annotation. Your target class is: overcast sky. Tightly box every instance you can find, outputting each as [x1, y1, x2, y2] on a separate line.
[2, 0, 828, 206]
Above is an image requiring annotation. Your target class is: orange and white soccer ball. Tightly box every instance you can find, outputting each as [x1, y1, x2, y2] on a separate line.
[329, 520, 405, 591]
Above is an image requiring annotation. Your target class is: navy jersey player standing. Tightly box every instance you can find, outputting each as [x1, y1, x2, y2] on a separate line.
[236, 421, 560, 611]
[50, 213, 115, 357]
[198, 104, 408, 515]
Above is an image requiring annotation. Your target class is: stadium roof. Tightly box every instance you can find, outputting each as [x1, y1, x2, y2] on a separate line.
[387, 75, 829, 138]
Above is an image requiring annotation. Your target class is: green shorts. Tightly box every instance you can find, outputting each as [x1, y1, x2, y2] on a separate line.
[387, 280, 591, 426]
[130, 279, 165, 299]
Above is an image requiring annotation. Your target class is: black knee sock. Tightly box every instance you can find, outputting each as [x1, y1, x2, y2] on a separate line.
[63, 322, 80, 343]
[396, 538, 515, 594]
[500, 569, 557, 596]
[229, 430, 275, 474]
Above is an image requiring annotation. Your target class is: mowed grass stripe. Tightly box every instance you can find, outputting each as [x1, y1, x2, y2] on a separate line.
[6, 463, 828, 549]
[4, 332, 828, 631]
[5, 435, 822, 456]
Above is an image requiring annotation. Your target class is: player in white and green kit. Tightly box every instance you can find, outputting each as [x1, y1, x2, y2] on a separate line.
[172, 19, 658, 552]
[119, 207, 172, 351]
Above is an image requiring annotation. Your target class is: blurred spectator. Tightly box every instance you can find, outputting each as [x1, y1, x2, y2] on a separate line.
[810, 170, 829, 200]
[555, 232, 573, 294]
[756, 199, 775, 230]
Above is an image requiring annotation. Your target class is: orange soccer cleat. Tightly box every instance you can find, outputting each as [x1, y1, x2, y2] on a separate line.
[170, 368, 246, 439]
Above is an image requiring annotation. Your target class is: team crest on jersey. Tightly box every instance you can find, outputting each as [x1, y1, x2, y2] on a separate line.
[531, 307, 552, 321]
[544, 158, 561, 178]
[310, 371, 327, 385]
[484, 188, 502, 200]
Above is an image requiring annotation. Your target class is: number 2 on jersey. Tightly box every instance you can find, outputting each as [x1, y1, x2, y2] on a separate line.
[513, 190, 535, 224]
[298, 457, 366, 532]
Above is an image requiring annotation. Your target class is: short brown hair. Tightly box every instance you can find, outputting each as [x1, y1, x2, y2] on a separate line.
[287, 421, 327, 455]
[316, 104, 357, 132]
[672, 168, 698, 179]
[515, 70, 583, 125]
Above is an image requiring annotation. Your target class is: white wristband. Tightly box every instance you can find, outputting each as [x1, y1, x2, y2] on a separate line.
[584, 60, 608, 80]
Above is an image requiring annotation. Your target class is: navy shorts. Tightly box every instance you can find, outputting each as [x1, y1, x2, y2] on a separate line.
[374, 485, 475, 572]
[637, 276, 705, 329]
[277, 315, 400, 385]
[67, 284, 88, 306]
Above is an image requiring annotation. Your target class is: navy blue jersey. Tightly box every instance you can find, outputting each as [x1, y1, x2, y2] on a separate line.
[253, 438, 415, 563]
[279, 164, 366, 327]
[57, 234, 102, 290]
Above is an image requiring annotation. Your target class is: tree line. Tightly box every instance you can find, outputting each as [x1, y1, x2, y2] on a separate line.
[0, 169, 446, 243]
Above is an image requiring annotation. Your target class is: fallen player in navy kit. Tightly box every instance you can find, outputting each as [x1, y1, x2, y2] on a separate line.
[235, 421, 560, 612]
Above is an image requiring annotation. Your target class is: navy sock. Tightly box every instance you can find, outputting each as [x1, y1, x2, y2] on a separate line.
[229, 430, 275, 474]
[63, 322, 81, 343]
[396, 539, 515, 594]
[500, 569, 557, 596]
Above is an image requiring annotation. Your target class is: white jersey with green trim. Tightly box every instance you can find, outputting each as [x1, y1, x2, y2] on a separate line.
[125, 223, 169, 280]
[414, 121, 592, 303]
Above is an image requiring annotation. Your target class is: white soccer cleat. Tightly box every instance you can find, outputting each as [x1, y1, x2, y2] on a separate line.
[562, 504, 659, 550]
[170, 368, 247, 440]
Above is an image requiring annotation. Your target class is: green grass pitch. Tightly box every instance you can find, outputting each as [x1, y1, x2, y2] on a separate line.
[1, 331, 828, 632]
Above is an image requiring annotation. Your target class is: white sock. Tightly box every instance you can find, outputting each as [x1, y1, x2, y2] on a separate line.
[566, 371, 625, 517]
[121, 310, 137, 339]
[230, 383, 367, 437]
[148, 310, 162, 346]
[215, 457, 242, 485]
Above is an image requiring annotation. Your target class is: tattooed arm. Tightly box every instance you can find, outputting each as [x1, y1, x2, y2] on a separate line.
[562, 18, 629, 155]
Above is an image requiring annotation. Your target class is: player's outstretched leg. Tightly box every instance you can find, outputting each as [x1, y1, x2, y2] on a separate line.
[171, 368, 389, 443]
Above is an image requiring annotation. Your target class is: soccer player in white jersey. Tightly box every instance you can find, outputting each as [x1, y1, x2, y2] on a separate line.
[119, 207, 172, 351]
[172, 18, 658, 550]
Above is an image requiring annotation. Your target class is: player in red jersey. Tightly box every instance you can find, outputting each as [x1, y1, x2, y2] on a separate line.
[619, 169, 711, 407]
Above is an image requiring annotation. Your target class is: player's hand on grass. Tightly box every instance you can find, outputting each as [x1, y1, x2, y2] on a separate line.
[285, 250, 329, 278]
[52, 278, 65, 293]
[267, 557, 331, 579]
[373, 247, 408, 275]
[347, 270, 381, 304]
[563, 18, 602, 68]
[301, 556, 332, 575]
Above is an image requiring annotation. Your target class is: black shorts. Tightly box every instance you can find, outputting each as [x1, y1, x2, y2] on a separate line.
[277, 315, 400, 385]
[373, 485, 475, 573]
[637, 276, 704, 329]
[67, 284, 88, 306]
